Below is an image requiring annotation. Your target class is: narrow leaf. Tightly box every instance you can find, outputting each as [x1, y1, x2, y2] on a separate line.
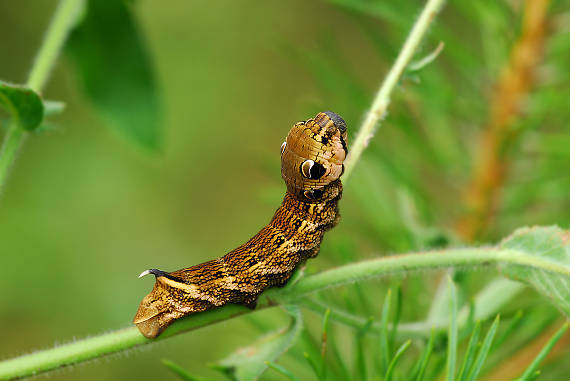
[265, 361, 301, 381]
[446, 276, 458, 381]
[321, 308, 331, 380]
[355, 317, 373, 381]
[385, 340, 411, 381]
[465, 315, 500, 381]
[516, 322, 569, 381]
[161, 359, 205, 381]
[456, 321, 481, 381]
[379, 289, 392, 374]
[303, 352, 322, 380]
[215, 305, 302, 381]
[0, 81, 44, 131]
[66, 0, 161, 150]
[414, 328, 435, 381]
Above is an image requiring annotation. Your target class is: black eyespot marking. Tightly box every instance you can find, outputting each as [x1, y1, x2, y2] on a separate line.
[300, 160, 326, 180]
[304, 188, 324, 200]
[300, 160, 314, 178]
[309, 162, 326, 179]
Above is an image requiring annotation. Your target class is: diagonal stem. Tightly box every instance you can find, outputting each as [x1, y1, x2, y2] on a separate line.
[0, 0, 82, 192]
[343, 0, 446, 180]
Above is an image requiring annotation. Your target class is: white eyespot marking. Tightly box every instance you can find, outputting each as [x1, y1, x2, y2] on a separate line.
[138, 269, 152, 278]
[301, 159, 315, 178]
[280, 141, 287, 154]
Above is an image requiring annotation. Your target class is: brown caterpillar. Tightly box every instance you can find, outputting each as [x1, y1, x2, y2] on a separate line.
[134, 111, 347, 338]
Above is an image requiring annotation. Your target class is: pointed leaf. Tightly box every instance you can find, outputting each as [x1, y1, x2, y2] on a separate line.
[0, 81, 44, 131]
[66, 0, 161, 150]
[499, 226, 570, 316]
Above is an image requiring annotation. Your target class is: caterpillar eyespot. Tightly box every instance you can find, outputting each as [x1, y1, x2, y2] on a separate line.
[300, 159, 326, 180]
[133, 111, 348, 338]
[300, 159, 314, 178]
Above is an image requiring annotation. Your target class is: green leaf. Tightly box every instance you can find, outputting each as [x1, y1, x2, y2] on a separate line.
[414, 328, 435, 381]
[65, 0, 161, 150]
[379, 289, 392, 374]
[499, 226, 570, 316]
[456, 322, 481, 381]
[0, 81, 44, 131]
[161, 359, 206, 381]
[265, 362, 301, 381]
[465, 315, 499, 381]
[446, 276, 458, 381]
[516, 322, 569, 381]
[355, 317, 373, 381]
[214, 305, 302, 381]
[385, 339, 411, 381]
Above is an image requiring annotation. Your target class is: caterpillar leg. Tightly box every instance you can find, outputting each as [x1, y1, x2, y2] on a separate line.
[304, 246, 320, 258]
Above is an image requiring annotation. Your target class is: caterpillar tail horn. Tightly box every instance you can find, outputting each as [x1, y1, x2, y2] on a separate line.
[133, 269, 186, 338]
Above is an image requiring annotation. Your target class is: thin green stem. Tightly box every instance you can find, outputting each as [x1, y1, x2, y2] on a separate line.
[0, 124, 23, 187]
[26, 0, 83, 92]
[343, 0, 447, 180]
[2, 245, 567, 380]
[0, 0, 81, 191]
[273, 248, 567, 300]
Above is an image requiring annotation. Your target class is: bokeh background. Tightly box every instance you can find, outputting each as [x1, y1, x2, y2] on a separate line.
[1, 0, 568, 380]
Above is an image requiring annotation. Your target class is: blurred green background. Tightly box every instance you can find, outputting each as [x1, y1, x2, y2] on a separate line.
[1, 0, 568, 380]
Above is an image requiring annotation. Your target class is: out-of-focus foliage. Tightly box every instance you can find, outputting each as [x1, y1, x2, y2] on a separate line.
[0, 0, 568, 380]
[66, 0, 161, 150]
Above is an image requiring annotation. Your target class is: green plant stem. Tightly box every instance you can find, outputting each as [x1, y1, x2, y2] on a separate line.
[343, 0, 446, 180]
[26, 0, 82, 92]
[0, 124, 23, 187]
[0, 0, 81, 191]
[3, 245, 567, 380]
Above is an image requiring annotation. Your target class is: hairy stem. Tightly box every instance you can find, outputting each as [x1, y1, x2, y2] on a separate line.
[343, 0, 446, 180]
[3, 244, 567, 380]
[0, 0, 81, 191]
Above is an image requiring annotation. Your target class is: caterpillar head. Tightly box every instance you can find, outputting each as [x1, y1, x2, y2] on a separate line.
[281, 111, 348, 201]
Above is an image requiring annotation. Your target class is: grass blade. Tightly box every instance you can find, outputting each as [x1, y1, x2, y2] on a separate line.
[355, 317, 374, 380]
[304, 351, 322, 380]
[493, 310, 523, 348]
[465, 315, 500, 381]
[161, 359, 204, 381]
[456, 321, 481, 381]
[265, 361, 301, 381]
[390, 286, 403, 348]
[385, 340, 412, 381]
[321, 308, 331, 380]
[446, 276, 458, 381]
[380, 289, 392, 374]
[516, 322, 569, 381]
[414, 328, 435, 381]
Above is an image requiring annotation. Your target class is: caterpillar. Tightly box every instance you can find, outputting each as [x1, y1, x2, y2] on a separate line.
[133, 111, 348, 338]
